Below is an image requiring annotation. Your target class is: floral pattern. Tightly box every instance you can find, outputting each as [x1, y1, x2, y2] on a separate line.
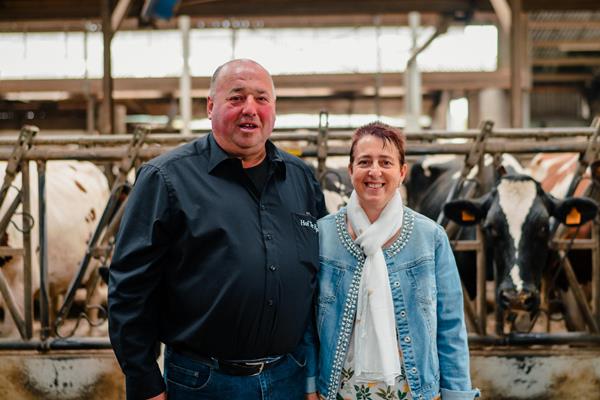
[336, 338, 413, 400]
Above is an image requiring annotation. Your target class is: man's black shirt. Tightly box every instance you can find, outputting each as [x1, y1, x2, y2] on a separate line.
[108, 134, 327, 399]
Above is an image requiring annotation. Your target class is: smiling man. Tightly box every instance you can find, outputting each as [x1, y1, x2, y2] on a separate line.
[108, 59, 327, 400]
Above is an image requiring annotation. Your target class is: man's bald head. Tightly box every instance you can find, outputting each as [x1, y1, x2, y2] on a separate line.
[209, 59, 275, 98]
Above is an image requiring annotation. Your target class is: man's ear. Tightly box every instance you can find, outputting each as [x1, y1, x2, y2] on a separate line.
[443, 192, 492, 226]
[550, 196, 598, 227]
[207, 96, 214, 119]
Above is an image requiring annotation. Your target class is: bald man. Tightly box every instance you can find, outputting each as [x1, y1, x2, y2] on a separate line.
[109, 59, 326, 400]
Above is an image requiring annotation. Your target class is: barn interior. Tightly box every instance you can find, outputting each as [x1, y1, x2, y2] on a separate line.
[1, 0, 600, 134]
[1, 1, 600, 399]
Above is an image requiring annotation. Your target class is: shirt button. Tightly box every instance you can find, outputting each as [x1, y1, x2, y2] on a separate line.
[265, 233, 272, 240]
[412, 367, 418, 374]
[393, 281, 400, 287]
[269, 265, 277, 271]
[267, 299, 274, 306]
[260, 204, 266, 210]
[404, 336, 411, 343]
[400, 310, 406, 318]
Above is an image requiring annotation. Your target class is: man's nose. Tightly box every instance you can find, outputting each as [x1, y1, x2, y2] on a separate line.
[242, 97, 258, 116]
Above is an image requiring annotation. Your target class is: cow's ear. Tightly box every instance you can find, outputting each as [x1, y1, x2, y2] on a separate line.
[552, 197, 598, 227]
[444, 195, 489, 226]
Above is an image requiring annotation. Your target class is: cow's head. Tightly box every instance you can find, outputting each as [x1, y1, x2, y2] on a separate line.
[444, 175, 598, 315]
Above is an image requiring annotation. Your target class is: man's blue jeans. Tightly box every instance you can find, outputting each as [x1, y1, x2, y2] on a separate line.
[164, 347, 306, 399]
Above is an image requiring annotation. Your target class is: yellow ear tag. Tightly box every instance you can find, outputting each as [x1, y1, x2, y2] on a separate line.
[461, 210, 476, 222]
[566, 207, 581, 225]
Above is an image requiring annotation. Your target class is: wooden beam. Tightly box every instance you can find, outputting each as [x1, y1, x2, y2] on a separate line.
[529, 20, 600, 29]
[533, 39, 600, 52]
[0, 71, 511, 98]
[0, 0, 493, 22]
[533, 57, 600, 67]
[111, 0, 133, 32]
[523, 0, 600, 11]
[510, 0, 525, 128]
[533, 72, 594, 82]
[100, 0, 114, 134]
[489, 0, 511, 33]
[176, 0, 492, 17]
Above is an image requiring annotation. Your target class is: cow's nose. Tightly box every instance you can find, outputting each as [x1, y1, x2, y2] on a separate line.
[499, 288, 517, 309]
[520, 290, 540, 312]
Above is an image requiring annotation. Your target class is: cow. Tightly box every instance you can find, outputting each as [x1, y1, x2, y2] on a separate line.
[405, 153, 523, 301]
[443, 174, 598, 332]
[0, 161, 110, 337]
[525, 153, 600, 330]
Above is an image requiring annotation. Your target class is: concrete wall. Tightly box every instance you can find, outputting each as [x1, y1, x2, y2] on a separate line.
[0, 350, 124, 400]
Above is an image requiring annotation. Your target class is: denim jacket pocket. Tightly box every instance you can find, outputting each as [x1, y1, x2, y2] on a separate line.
[317, 258, 346, 334]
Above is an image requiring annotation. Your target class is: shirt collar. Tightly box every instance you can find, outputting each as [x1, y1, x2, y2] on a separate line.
[207, 133, 286, 178]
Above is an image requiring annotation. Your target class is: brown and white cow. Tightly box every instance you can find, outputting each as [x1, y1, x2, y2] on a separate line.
[0, 161, 110, 337]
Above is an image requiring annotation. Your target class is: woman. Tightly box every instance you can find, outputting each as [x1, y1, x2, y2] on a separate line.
[316, 122, 479, 400]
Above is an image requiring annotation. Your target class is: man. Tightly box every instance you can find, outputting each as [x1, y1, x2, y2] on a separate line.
[108, 59, 326, 400]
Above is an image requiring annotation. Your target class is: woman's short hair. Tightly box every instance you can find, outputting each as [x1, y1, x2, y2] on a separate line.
[349, 121, 406, 165]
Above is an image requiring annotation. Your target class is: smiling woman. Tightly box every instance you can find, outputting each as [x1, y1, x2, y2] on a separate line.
[316, 122, 480, 400]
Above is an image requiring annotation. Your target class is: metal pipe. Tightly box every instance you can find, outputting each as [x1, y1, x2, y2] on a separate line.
[0, 338, 112, 351]
[560, 251, 600, 333]
[0, 126, 596, 147]
[0, 194, 23, 238]
[462, 283, 481, 335]
[179, 15, 192, 135]
[468, 332, 600, 346]
[594, 221, 600, 327]
[404, 11, 421, 131]
[317, 111, 329, 185]
[476, 226, 487, 335]
[0, 267, 27, 339]
[0, 139, 591, 162]
[21, 161, 33, 340]
[37, 160, 50, 340]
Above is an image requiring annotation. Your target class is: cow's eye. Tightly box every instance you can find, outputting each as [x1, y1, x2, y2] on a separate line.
[484, 224, 499, 238]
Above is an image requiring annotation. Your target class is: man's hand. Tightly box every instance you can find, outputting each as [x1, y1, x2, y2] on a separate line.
[306, 392, 319, 400]
[148, 392, 166, 400]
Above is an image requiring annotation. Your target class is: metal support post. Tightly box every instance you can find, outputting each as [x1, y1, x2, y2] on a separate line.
[37, 160, 50, 340]
[317, 111, 329, 186]
[179, 15, 192, 135]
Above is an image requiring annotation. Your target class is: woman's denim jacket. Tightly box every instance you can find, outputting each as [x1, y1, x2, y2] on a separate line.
[316, 207, 480, 400]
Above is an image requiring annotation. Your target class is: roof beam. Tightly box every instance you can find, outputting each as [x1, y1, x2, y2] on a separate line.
[529, 20, 600, 29]
[111, 0, 134, 32]
[0, 70, 511, 100]
[533, 57, 600, 66]
[533, 39, 600, 52]
[489, 0, 511, 33]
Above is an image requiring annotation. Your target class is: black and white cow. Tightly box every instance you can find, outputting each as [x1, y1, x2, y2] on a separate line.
[443, 174, 598, 319]
[405, 154, 523, 299]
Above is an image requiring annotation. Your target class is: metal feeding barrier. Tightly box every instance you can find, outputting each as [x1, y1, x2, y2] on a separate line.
[0, 119, 598, 350]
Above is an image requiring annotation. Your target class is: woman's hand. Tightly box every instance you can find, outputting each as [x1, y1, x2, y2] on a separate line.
[306, 392, 319, 400]
[147, 392, 166, 400]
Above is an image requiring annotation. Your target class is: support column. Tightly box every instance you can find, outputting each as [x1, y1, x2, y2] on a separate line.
[100, 0, 114, 135]
[404, 12, 422, 131]
[431, 90, 450, 129]
[179, 15, 192, 135]
[510, 0, 530, 128]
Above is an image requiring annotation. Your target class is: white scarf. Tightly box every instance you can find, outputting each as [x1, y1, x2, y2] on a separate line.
[347, 189, 404, 386]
